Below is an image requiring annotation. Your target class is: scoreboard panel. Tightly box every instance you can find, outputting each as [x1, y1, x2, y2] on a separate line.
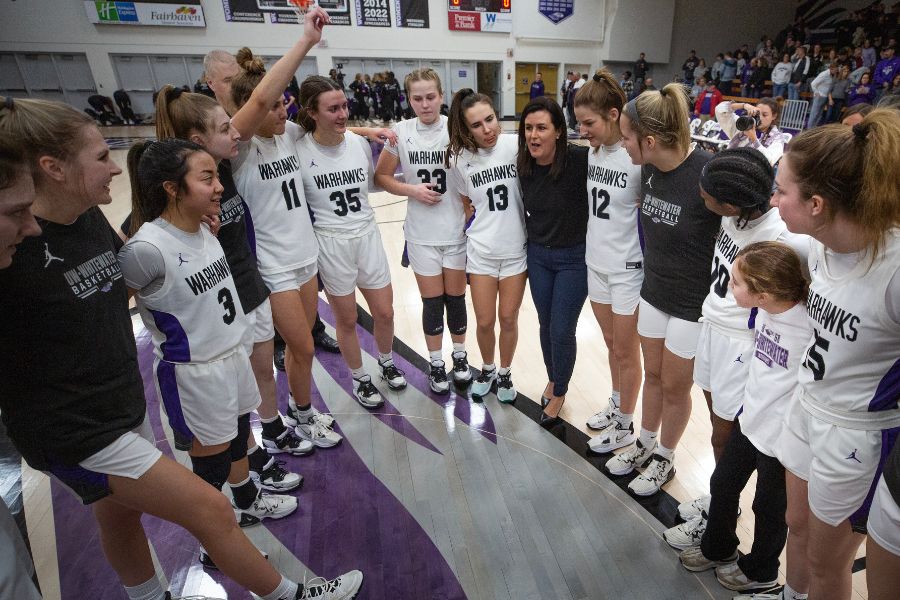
[448, 0, 511, 13]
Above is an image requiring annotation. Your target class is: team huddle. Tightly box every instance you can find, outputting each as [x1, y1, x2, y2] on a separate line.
[0, 7, 898, 600]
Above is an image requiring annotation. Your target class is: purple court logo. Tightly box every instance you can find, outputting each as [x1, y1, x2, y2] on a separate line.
[539, 0, 573, 24]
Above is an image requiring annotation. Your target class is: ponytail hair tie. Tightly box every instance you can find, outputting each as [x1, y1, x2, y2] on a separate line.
[852, 123, 868, 139]
[3, 96, 13, 110]
[166, 87, 184, 102]
[658, 87, 668, 97]
[593, 73, 602, 82]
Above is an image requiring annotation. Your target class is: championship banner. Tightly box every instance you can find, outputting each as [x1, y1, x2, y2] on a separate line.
[538, 0, 572, 24]
[85, 1, 205, 27]
[394, 0, 428, 28]
[221, 0, 265, 22]
[448, 0, 512, 33]
[223, 0, 351, 25]
[356, 0, 391, 27]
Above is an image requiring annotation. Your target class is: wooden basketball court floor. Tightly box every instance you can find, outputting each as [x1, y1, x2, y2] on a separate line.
[0, 126, 870, 599]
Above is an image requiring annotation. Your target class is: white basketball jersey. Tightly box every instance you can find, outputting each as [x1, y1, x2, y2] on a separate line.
[232, 121, 317, 275]
[393, 116, 465, 245]
[295, 131, 375, 233]
[740, 304, 812, 456]
[701, 209, 788, 337]
[585, 142, 643, 274]
[799, 230, 900, 415]
[451, 134, 526, 258]
[129, 222, 246, 363]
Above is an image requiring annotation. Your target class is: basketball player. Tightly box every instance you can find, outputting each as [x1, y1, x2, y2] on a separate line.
[295, 75, 406, 409]
[373, 68, 472, 394]
[446, 89, 527, 403]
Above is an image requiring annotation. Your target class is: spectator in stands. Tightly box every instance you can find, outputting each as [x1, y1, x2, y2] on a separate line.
[757, 38, 778, 67]
[715, 97, 788, 165]
[807, 63, 837, 128]
[863, 38, 878, 68]
[852, 46, 864, 69]
[530, 72, 545, 99]
[827, 64, 851, 122]
[560, 71, 574, 109]
[690, 76, 706, 101]
[643, 77, 657, 92]
[736, 50, 748, 74]
[711, 54, 725, 83]
[620, 71, 634, 101]
[770, 53, 793, 99]
[568, 71, 585, 128]
[634, 52, 648, 90]
[874, 46, 900, 101]
[283, 87, 298, 121]
[741, 58, 757, 98]
[849, 71, 877, 106]
[809, 44, 825, 75]
[719, 52, 738, 94]
[694, 58, 708, 84]
[694, 78, 723, 121]
[788, 46, 811, 101]
[683, 50, 700, 86]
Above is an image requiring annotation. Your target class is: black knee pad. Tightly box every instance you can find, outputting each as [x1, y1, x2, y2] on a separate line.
[230, 413, 251, 461]
[444, 293, 468, 336]
[191, 449, 231, 491]
[422, 296, 445, 337]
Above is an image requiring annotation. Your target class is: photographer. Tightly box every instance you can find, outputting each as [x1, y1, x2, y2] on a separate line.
[714, 98, 788, 165]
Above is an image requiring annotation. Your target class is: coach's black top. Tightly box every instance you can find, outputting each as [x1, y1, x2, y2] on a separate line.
[638, 147, 719, 322]
[0, 207, 146, 470]
[521, 144, 589, 248]
[122, 160, 269, 315]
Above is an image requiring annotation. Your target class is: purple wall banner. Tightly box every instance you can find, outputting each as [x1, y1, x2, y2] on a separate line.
[394, 0, 428, 28]
[356, 0, 391, 27]
[538, 0, 573, 24]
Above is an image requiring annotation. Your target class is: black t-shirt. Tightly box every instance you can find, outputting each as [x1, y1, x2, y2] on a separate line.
[0, 207, 146, 469]
[121, 161, 269, 315]
[639, 147, 719, 322]
[521, 144, 589, 248]
[885, 437, 900, 507]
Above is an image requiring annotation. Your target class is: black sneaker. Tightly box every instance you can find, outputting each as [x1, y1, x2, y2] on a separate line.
[451, 351, 472, 384]
[313, 330, 340, 353]
[353, 375, 384, 409]
[251, 457, 303, 492]
[378, 360, 407, 390]
[262, 427, 315, 456]
[429, 361, 450, 394]
[274, 344, 286, 372]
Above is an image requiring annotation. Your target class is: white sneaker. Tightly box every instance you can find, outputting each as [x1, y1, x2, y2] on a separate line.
[715, 562, 778, 592]
[378, 359, 407, 390]
[297, 569, 364, 599]
[285, 401, 334, 428]
[678, 494, 711, 521]
[429, 360, 450, 394]
[678, 545, 737, 572]
[628, 454, 675, 496]
[496, 370, 517, 403]
[664, 514, 707, 550]
[233, 492, 297, 526]
[295, 411, 343, 448]
[605, 439, 656, 476]
[352, 375, 384, 409]
[262, 427, 315, 456]
[471, 367, 496, 398]
[451, 350, 473, 383]
[586, 398, 620, 431]
[732, 592, 788, 600]
[587, 421, 635, 454]
[250, 457, 303, 492]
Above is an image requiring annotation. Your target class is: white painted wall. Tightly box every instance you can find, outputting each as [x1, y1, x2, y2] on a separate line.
[0, 0, 795, 115]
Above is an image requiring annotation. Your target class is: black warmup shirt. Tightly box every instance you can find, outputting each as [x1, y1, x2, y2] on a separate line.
[639, 147, 719, 322]
[886, 437, 900, 506]
[0, 207, 145, 469]
[521, 144, 589, 248]
[121, 160, 269, 315]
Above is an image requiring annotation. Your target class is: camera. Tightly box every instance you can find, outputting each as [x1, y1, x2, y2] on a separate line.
[735, 113, 761, 132]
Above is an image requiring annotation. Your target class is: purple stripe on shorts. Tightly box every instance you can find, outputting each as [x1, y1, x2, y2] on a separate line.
[148, 309, 191, 362]
[869, 358, 900, 412]
[155, 360, 194, 447]
[849, 426, 900, 530]
[47, 462, 110, 505]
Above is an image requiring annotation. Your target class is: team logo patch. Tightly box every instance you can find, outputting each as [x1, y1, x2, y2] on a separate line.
[43, 243, 64, 268]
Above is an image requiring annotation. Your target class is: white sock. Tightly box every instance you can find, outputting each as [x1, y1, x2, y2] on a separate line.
[783, 583, 807, 599]
[429, 350, 443, 364]
[378, 352, 393, 365]
[453, 342, 466, 353]
[260, 575, 299, 600]
[351, 367, 367, 379]
[260, 414, 279, 423]
[288, 395, 297, 411]
[124, 575, 165, 600]
[639, 428, 658, 447]
[610, 390, 621, 407]
[498, 366, 510, 376]
[656, 444, 675, 460]
[482, 363, 496, 373]
[616, 412, 634, 429]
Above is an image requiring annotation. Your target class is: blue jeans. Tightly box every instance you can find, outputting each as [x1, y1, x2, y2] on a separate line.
[526, 242, 588, 397]
[771, 83, 787, 98]
[807, 95, 828, 128]
[787, 82, 801, 101]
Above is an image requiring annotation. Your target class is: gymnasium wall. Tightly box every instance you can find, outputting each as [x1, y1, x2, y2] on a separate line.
[0, 0, 794, 115]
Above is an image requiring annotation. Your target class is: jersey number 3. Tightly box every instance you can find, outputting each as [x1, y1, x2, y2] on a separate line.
[217, 288, 237, 325]
[330, 187, 362, 217]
